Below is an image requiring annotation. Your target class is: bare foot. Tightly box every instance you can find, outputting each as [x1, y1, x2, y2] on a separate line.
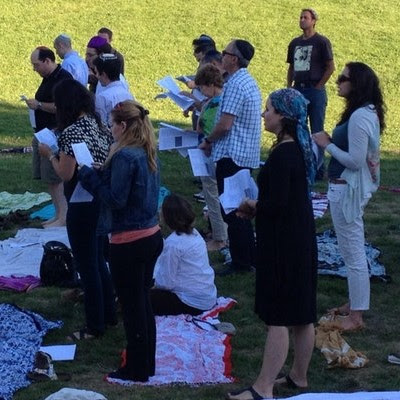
[327, 302, 350, 316]
[43, 219, 66, 228]
[331, 314, 365, 332]
[42, 216, 57, 226]
[206, 240, 227, 251]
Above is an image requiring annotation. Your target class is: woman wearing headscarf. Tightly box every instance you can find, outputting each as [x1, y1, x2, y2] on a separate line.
[228, 88, 317, 400]
[313, 62, 385, 331]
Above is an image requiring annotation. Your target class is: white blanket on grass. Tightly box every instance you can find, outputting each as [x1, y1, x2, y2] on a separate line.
[285, 393, 400, 400]
[0, 227, 69, 277]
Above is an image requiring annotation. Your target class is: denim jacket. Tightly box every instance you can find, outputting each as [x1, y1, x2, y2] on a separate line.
[78, 146, 160, 233]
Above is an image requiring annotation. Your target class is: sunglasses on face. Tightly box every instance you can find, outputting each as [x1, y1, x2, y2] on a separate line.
[222, 50, 237, 57]
[337, 74, 351, 84]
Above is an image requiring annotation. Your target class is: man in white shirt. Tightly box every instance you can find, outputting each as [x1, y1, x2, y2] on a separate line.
[54, 34, 89, 86]
[92, 54, 134, 126]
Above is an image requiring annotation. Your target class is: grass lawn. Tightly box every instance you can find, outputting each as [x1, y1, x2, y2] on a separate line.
[0, 1, 400, 399]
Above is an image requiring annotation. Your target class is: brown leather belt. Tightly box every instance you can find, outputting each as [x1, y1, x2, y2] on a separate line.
[329, 178, 347, 184]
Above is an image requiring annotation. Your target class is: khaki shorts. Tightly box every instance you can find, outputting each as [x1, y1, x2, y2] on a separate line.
[32, 136, 62, 184]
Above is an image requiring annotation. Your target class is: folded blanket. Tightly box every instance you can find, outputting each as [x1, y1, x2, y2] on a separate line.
[0, 191, 51, 215]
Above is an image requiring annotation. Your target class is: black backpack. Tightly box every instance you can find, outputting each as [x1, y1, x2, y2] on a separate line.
[40, 241, 79, 287]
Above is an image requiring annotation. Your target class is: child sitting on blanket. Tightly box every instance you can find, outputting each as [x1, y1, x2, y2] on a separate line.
[151, 194, 217, 315]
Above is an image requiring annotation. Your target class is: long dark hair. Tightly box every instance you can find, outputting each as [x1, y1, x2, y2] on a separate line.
[339, 62, 386, 132]
[53, 79, 103, 131]
[271, 117, 298, 151]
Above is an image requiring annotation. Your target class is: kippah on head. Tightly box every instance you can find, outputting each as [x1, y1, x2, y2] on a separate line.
[235, 40, 255, 62]
[87, 35, 108, 49]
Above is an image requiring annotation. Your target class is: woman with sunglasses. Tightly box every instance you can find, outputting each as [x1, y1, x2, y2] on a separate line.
[78, 100, 163, 382]
[313, 62, 385, 331]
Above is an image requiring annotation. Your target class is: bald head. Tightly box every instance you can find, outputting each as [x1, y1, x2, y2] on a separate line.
[31, 47, 57, 77]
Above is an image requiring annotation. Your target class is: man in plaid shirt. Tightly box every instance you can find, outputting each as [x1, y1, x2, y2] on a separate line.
[199, 39, 261, 275]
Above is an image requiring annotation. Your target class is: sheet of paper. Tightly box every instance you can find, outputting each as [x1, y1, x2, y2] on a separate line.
[69, 182, 93, 203]
[157, 75, 181, 94]
[39, 344, 76, 361]
[188, 149, 212, 177]
[158, 123, 199, 150]
[192, 88, 208, 102]
[72, 142, 94, 167]
[219, 169, 258, 214]
[156, 76, 195, 110]
[29, 109, 36, 129]
[34, 128, 58, 152]
[165, 91, 194, 110]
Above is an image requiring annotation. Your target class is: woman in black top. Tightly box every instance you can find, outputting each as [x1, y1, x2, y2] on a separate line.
[228, 88, 317, 400]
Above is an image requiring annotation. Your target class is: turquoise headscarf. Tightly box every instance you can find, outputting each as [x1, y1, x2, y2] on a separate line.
[269, 88, 316, 194]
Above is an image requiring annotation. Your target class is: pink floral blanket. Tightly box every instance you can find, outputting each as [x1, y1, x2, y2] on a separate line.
[105, 296, 236, 386]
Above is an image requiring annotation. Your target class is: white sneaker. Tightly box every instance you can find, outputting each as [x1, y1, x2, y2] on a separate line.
[388, 353, 400, 365]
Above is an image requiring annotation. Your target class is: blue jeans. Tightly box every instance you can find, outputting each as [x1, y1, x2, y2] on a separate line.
[297, 86, 327, 170]
[67, 201, 116, 335]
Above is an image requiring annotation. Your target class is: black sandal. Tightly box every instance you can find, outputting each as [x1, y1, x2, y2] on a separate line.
[275, 374, 307, 390]
[226, 386, 265, 400]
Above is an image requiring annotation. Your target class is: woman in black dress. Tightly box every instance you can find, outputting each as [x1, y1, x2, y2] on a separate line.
[228, 88, 317, 400]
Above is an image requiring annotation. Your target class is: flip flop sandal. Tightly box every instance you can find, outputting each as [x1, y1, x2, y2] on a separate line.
[226, 386, 266, 400]
[67, 328, 100, 341]
[275, 374, 308, 390]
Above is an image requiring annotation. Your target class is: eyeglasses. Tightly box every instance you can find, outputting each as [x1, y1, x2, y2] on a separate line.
[222, 50, 238, 58]
[337, 74, 351, 84]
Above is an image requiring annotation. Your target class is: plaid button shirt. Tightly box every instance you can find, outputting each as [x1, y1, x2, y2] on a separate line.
[212, 68, 262, 168]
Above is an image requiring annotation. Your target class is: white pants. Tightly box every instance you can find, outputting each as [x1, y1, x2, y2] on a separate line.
[328, 183, 370, 311]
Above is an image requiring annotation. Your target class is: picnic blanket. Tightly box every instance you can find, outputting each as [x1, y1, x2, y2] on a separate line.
[311, 192, 328, 219]
[285, 393, 400, 400]
[317, 230, 386, 279]
[0, 191, 51, 215]
[105, 296, 236, 386]
[29, 186, 171, 221]
[0, 303, 62, 400]
[0, 227, 69, 278]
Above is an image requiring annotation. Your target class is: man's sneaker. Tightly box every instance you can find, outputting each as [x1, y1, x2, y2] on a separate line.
[193, 192, 205, 203]
[219, 247, 232, 264]
[388, 353, 400, 365]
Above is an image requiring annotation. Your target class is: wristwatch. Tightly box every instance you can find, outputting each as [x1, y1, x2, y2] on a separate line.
[37, 102, 42, 110]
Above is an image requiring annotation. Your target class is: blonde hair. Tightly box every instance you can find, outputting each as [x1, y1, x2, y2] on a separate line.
[105, 100, 157, 171]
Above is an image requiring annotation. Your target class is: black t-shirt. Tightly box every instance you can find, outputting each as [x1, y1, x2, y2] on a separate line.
[34, 65, 72, 131]
[287, 33, 333, 84]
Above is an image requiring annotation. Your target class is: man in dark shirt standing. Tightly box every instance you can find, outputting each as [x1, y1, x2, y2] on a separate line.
[26, 46, 72, 227]
[287, 8, 334, 178]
